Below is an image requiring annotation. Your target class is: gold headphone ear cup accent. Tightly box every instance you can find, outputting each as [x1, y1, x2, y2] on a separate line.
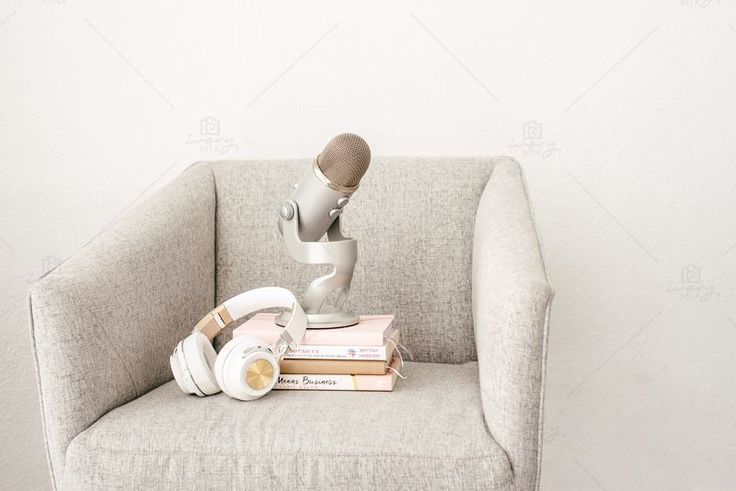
[246, 359, 275, 390]
[214, 335, 279, 400]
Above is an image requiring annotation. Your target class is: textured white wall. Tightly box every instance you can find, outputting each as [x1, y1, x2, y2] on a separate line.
[1, 0, 735, 489]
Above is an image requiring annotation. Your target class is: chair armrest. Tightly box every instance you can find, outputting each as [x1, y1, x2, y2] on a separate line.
[472, 158, 553, 491]
[29, 163, 216, 484]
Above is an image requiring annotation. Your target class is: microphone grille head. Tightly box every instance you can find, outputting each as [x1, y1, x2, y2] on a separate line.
[316, 133, 371, 188]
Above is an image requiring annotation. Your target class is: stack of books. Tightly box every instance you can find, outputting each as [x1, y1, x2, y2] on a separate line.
[233, 314, 400, 391]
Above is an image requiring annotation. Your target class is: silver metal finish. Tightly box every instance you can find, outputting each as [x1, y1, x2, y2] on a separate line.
[311, 158, 360, 194]
[271, 338, 289, 357]
[286, 164, 354, 242]
[276, 310, 359, 329]
[279, 202, 294, 220]
[277, 194, 359, 328]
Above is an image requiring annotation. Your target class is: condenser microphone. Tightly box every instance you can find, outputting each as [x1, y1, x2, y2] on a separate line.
[278, 133, 371, 242]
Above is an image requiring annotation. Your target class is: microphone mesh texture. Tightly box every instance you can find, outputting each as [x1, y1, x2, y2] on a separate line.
[316, 133, 371, 188]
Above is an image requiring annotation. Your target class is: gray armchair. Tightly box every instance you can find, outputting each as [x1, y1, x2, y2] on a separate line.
[30, 157, 553, 490]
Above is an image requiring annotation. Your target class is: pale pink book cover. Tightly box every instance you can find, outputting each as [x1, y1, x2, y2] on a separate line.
[234, 313, 395, 346]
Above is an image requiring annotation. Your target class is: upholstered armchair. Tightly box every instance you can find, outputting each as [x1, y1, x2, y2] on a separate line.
[30, 157, 553, 490]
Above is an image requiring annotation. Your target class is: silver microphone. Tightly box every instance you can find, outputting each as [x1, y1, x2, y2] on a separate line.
[279, 133, 371, 241]
[276, 133, 371, 328]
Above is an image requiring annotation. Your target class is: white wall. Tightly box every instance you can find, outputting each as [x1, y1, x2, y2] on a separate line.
[1, 0, 735, 489]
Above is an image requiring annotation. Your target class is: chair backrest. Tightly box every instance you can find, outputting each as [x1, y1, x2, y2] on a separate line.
[209, 157, 494, 363]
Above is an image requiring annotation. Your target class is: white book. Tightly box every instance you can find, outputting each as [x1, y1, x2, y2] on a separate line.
[283, 329, 400, 361]
[275, 357, 401, 391]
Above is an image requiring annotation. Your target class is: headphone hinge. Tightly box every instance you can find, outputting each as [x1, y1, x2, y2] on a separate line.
[194, 305, 234, 341]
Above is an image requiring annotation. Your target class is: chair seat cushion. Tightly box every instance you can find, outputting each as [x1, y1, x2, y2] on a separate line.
[63, 361, 512, 490]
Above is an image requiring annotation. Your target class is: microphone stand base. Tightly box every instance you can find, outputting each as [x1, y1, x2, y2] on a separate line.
[275, 310, 360, 329]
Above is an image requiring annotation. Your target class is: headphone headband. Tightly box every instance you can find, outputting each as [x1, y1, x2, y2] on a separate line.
[193, 287, 307, 354]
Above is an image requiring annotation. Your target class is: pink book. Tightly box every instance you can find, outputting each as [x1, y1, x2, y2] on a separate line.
[234, 313, 395, 346]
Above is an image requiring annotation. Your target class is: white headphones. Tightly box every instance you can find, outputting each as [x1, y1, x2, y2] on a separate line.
[170, 287, 307, 401]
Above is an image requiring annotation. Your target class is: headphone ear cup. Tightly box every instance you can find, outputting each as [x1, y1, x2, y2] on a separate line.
[170, 339, 202, 396]
[214, 335, 280, 401]
[181, 332, 220, 396]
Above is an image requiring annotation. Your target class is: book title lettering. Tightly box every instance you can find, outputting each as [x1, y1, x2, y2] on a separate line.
[278, 375, 339, 386]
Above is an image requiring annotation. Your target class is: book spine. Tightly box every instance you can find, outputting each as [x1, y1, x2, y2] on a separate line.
[283, 344, 390, 360]
[274, 373, 393, 391]
[245, 323, 395, 346]
[279, 358, 388, 375]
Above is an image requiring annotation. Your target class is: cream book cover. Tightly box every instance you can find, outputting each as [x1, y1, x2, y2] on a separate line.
[275, 357, 401, 391]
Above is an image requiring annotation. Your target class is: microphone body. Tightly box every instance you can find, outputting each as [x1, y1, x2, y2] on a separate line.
[284, 161, 355, 242]
[276, 133, 370, 328]
[279, 133, 371, 242]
